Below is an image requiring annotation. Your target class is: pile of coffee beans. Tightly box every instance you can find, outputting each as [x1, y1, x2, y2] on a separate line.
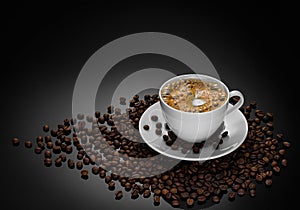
[11, 94, 291, 208]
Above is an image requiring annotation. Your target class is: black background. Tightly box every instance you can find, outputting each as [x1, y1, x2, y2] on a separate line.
[2, 2, 298, 210]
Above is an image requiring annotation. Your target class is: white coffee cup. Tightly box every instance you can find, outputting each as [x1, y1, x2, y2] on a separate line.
[159, 74, 244, 143]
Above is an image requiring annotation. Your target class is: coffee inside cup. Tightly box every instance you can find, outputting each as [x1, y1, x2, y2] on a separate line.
[161, 78, 227, 113]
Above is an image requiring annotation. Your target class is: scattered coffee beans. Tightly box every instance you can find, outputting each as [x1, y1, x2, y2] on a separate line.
[119, 97, 126, 105]
[44, 158, 52, 167]
[43, 125, 50, 132]
[24, 140, 32, 148]
[151, 115, 158, 122]
[81, 169, 89, 180]
[10, 93, 292, 209]
[12, 138, 20, 146]
[143, 125, 149, 130]
[115, 190, 123, 200]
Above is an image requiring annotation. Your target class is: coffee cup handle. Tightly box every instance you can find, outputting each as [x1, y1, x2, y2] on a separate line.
[226, 90, 244, 116]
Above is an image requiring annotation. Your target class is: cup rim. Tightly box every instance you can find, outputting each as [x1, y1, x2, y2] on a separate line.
[159, 74, 230, 115]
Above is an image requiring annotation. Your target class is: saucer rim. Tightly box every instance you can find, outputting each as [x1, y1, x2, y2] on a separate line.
[139, 102, 248, 161]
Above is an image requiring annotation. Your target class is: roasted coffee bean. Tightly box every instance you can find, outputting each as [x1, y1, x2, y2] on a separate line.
[163, 135, 169, 141]
[44, 150, 52, 158]
[107, 105, 114, 114]
[281, 159, 288, 167]
[55, 158, 62, 167]
[249, 182, 256, 189]
[44, 135, 51, 143]
[77, 153, 84, 160]
[221, 131, 228, 138]
[50, 129, 57, 137]
[98, 117, 105, 124]
[43, 125, 50, 132]
[279, 149, 286, 156]
[166, 139, 173, 146]
[67, 159, 75, 169]
[65, 145, 73, 154]
[83, 157, 90, 165]
[212, 195, 220, 203]
[131, 189, 139, 199]
[273, 166, 281, 173]
[151, 115, 158, 122]
[107, 119, 115, 126]
[24, 140, 32, 148]
[59, 154, 67, 162]
[143, 125, 149, 130]
[237, 188, 245, 196]
[115, 190, 123, 200]
[228, 192, 236, 201]
[76, 161, 83, 170]
[115, 108, 121, 115]
[103, 113, 110, 121]
[37, 142, 45, 150]
[256, 174, 263, 182]
[156, 122, 162, 129]
[143, 189, 151, 198]
[155, 128, 162, 136]
[34, 147, 43, 154]
[91, 166, 100, 175]
[81, 169, 89, 180]
[44, 158, 52, 167]
[265, 179, 272, 186]
[153, 195, 160, 206]
[186, 198, 194, 207]
[94, 111, 101, 118]
[12, 138, 20, 146]
[171, 200, 180, 207]
[249, 189, 256, 197]
[99, 170, 106, 178]
[133, 94, 139, 102]
[119, 97, 126, 105]
[193, 146, 200, 154]
[283, 141, 291, 148]
[108, 181, 116, 190]
[52, 146, 61, 154]
[197, 195, 207, 203]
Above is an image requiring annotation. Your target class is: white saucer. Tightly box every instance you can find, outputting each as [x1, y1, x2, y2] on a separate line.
[139, 102, 248, 161]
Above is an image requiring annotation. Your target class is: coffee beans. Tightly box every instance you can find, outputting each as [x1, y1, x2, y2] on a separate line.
[81, 169, 89, 180]
[115, 190, 123, 200]
[221, 131, 228, 138]
[151, 115, 158, 122]
[44, 158, 52, 167]
[119, 97, 126, 105]
[43, 125, 50, 132]
[24, 140, 32, 148]
[10, 94, 292, 208]
[186, 198, 194, 207]
[67, 159, 75, 169]
[155, 128, 162, 136]
[143, 125, 149, 130]
[156, 122, 162, 129]
[12, 138, 20, 146]
[228, 192, 236, 201]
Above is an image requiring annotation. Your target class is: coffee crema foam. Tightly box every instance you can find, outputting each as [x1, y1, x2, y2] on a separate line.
[161, 78, 227, 113]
